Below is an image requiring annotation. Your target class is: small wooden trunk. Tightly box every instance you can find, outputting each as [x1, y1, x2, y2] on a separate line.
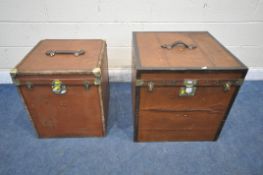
[11, 39, 109, 138]
[132, 32, 248, 142]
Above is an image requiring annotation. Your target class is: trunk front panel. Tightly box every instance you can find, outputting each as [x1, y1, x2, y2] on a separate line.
[136, 71, 244, 141]
[18, 76, 103, 138]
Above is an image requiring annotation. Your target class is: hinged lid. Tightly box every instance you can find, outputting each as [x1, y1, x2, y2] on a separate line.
[133, 32, 247, 70]
[15, 39, 105, 75]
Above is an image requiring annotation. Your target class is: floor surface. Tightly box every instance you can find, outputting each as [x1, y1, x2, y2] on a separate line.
[0, 82, 262, 175]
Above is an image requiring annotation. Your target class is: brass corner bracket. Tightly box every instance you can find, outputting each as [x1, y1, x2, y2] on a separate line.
[92, 68, 102, 85]
[10, 68, 20, 86]
[92, 67, 101, 78]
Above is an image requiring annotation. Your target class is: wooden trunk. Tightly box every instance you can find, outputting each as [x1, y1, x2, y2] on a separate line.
[11, 39, 109, 138]
[132, 32, 248, 142]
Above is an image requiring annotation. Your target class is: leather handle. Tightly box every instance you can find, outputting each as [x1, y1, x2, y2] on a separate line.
[45, 49, 85, 57]
[161, 41, 197, 50]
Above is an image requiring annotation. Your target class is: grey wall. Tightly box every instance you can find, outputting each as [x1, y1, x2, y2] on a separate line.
[0, 0, 262, 82]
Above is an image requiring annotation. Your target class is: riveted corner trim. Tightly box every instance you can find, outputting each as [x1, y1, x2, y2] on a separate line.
[92, 67, 101, 77]
[10, 68, 18, 77]
[10, 68, 20, 86]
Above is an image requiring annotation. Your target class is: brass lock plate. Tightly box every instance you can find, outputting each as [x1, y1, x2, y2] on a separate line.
[179, 79, 197, 96]
[52, 80, 67, 95]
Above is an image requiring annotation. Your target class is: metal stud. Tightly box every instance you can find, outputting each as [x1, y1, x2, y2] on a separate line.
[26, 81, 32, 89]
[83, 81, 90, 90]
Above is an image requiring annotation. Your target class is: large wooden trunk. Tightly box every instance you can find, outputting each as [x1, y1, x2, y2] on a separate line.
[11, 39, 109, 138]
[132, 32, 248, 142]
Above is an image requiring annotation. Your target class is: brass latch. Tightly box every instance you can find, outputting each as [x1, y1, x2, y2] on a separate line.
[223, 82, 231, 92]
[179, 79, 197, 96]
[147, 81, 154, 92]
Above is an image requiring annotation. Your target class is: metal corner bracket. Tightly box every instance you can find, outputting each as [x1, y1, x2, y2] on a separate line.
[235, 79, 244, 86]
[12, 79, 20, 86]
[10, 68, 18, 77]
[10, 68, 20, 86]
[135, 79, 144, 86]
[94, 77, 101, 85]
[92, 67, 102, 85]
[92, 67, 101, 78]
